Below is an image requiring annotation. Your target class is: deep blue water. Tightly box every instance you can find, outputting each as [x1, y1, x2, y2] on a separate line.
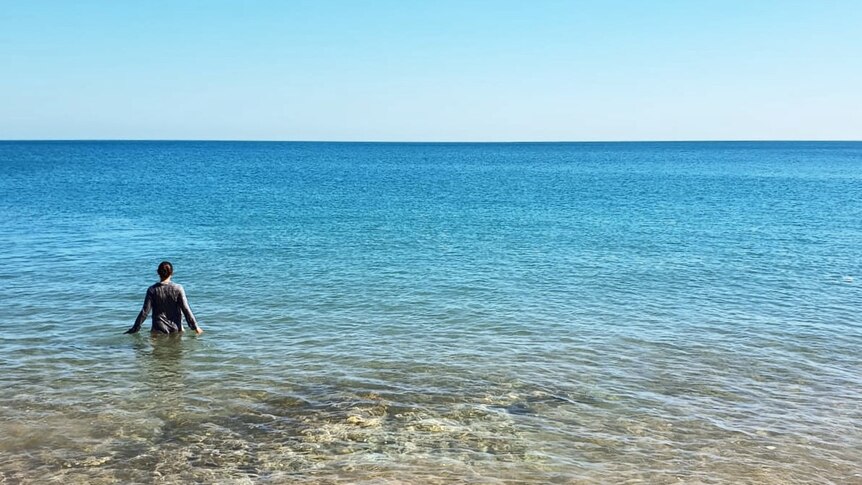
[1, 141, 861, 483]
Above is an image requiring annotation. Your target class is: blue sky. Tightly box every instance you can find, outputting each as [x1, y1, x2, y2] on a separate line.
[1, 1, 860, 141]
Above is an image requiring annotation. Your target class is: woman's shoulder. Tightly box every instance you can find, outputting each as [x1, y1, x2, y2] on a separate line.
[148, 281, 184, 291]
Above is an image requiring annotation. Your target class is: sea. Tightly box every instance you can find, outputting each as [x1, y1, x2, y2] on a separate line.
[0, 141, 860, 484]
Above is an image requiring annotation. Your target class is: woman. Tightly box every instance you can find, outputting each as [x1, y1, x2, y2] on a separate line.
[125, 261, 204, 335]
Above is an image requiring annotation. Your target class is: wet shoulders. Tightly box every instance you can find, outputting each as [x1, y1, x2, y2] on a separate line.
[148, 282, 184, 293]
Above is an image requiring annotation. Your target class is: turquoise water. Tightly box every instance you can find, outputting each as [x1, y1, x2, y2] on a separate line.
[1, 141, 861, 484]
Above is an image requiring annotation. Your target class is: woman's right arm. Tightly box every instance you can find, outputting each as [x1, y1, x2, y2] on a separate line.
[125, 289, 152, 334]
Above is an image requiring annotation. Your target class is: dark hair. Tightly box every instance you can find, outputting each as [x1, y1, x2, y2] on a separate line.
[157, 261, 173, 280]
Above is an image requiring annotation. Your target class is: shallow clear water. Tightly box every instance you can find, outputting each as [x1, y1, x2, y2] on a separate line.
[1, 141, 861, 484]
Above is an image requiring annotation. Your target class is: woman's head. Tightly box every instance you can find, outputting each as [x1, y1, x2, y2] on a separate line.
[157, 261, 173, 281]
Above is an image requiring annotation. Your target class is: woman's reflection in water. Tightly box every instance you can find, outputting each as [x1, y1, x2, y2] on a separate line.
[132, 333, 188, 398]
[129, 333, 208, 464]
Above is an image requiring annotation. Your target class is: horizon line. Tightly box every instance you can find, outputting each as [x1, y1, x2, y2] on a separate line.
[1, 138, 860, 144]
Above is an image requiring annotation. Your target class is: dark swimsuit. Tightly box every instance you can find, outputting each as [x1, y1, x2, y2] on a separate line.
[128, 281, 199, 334]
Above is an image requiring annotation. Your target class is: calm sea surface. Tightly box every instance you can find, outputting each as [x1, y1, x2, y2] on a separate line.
[0, 141, 860, 484]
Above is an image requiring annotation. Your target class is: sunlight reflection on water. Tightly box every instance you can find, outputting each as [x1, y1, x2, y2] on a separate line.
[1, 141, 861, 483]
